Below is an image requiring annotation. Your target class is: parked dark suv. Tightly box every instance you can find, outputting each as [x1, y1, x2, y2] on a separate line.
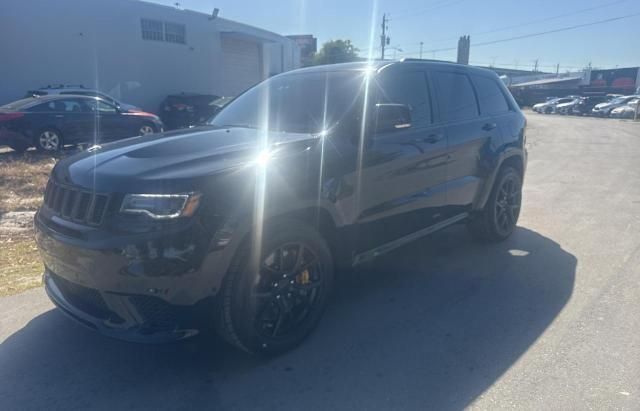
[35, 60, 527, 355]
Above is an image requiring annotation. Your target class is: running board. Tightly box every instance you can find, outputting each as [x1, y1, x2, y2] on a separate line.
[352, 212, 469, 266]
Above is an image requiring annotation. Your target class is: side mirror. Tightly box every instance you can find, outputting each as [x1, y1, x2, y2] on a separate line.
[374, 103, 412, 133]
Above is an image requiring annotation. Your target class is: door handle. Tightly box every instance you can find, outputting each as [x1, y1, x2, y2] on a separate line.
[482, 122, 497, 131]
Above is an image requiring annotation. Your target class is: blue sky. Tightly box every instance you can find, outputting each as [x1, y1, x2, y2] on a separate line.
[151, 0, 640, 71]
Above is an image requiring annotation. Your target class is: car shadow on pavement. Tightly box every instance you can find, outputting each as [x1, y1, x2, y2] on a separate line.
[0, 226, 575, 410]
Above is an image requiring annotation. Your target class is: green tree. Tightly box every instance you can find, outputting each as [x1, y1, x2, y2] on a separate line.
[311, 39, 360, 66]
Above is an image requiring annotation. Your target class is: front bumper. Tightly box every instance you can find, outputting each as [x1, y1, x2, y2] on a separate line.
[44, 269, 202, 342]
[34, 208, 242, 342]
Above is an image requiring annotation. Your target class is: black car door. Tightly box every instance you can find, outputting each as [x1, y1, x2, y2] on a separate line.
[430, 70, 493, 217]
[354, 68, 449, 254]
[83, 98, 126, 141]
[29, 98, 93, 144]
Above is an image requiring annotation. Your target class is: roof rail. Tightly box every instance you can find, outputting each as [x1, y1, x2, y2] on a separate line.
[400, 58, 456, 64]
[40, 84, 86, 89]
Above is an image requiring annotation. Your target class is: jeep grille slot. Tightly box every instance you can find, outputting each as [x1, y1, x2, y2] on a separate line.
[44, 180, 110, 226]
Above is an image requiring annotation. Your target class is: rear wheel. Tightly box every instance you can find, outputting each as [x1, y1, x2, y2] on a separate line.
[468, 166, 522, 242]
[35, 128, 63, 152]
[216, 220, 334, 356]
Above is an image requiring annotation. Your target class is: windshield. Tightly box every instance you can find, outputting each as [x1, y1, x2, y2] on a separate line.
[210, 71, 366, 134]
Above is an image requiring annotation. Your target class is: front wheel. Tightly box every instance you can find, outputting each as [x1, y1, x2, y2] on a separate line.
[468, 166, 522, 242]
[138, 123, 157, 135]
[216, 220, 334, 356]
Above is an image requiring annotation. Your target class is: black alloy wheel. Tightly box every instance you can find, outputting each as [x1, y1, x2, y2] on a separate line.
[493, 173, 522, 238]
[468, 166, 522, 242]
[216, 220, 334, 355]
[252, 243, 324, 339]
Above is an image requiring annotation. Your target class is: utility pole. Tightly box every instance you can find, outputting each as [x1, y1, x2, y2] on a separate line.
[556, 63, 560, 75]
[380, 13, 389, 60]
[533, 59, 539, 72]
[419, 42, 424, 59]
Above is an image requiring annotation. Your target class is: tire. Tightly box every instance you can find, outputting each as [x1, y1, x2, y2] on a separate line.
[216, 219, 334, 356]
[468, 166, 522, 242]
[35, 128, 63, 152]
[138, 123, 156, 136]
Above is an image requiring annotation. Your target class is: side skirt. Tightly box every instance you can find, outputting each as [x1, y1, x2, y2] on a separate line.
[352, 212, 469, 266]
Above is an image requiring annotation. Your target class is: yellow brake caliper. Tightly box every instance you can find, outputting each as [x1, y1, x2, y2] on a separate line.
[296, 269, 310, 285]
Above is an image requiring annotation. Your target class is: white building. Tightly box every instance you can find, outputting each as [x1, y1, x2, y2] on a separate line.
[0, 0, 300, 111]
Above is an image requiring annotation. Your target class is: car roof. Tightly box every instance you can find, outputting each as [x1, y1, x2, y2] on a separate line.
[286, 59, 499, 77]
[27, 94, 107, 102]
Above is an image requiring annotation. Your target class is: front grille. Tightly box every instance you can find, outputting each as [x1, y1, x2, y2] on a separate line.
[44, 180, 111, 226]
[50, 273, 115, 321]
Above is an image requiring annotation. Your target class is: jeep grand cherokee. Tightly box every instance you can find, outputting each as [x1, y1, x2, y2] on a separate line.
[35, 60, 526, 355]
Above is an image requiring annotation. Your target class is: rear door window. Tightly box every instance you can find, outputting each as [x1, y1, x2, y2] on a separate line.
[375, 71, 432, 125]
[471, 74, 510, 115]
[432, 71, 478, 122]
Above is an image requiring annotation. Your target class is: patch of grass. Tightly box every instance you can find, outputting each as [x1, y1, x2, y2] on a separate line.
[0, 232, 43, 297]
[0, 150, 60, 296]
[0, 152, 56, 213]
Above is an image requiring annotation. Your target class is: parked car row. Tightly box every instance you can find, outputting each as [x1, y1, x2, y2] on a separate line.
[1, 86, 234, 152]
[532, 94, 640, 118]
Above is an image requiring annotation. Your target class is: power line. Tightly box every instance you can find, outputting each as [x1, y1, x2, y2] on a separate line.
[419, 11, 640, 54]
[423, 0, 632, 45]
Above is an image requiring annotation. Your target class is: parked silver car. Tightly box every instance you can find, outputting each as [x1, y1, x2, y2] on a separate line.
[610, 98, 640, 119]
[532, 97, 576, 114]
[592, 95, 639, 117]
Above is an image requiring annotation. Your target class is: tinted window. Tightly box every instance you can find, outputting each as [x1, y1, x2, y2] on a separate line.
[375, 71, 431, 125]
[471, 75, 510, 115]
[432, 71, 478, 122]
[28, 100, 75, 112]
[82, 99, 118, 113]
[96, 100, 117, 113]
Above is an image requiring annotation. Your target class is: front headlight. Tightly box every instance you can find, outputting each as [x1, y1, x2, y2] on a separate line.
[120, 193, 201, 219]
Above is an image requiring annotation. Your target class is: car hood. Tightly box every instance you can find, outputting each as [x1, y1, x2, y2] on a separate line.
[594, 102, 615, 109]
[556, 101, 576, 108]
[52, 126, 317, 192]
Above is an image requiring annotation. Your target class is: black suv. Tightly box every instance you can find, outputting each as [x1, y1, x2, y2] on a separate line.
[35, 60, 527, 355]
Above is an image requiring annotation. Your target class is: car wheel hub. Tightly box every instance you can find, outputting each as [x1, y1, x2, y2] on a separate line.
[39, 131, 59, 150]
[252, 243, 323, 338]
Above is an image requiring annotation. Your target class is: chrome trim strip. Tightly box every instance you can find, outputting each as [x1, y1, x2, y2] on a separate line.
[352, 212, 469, 266]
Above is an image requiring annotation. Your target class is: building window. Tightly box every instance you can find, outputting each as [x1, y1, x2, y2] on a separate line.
[141, 19, 186, 44]
[164, 22, 186, 44]
[141, 19, 164, 42]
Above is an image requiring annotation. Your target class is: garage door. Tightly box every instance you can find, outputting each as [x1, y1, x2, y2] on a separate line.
[221, 37, 262, 96]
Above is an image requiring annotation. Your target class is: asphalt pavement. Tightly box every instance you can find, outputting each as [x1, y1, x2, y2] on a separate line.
[1, 113, 639, 410]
